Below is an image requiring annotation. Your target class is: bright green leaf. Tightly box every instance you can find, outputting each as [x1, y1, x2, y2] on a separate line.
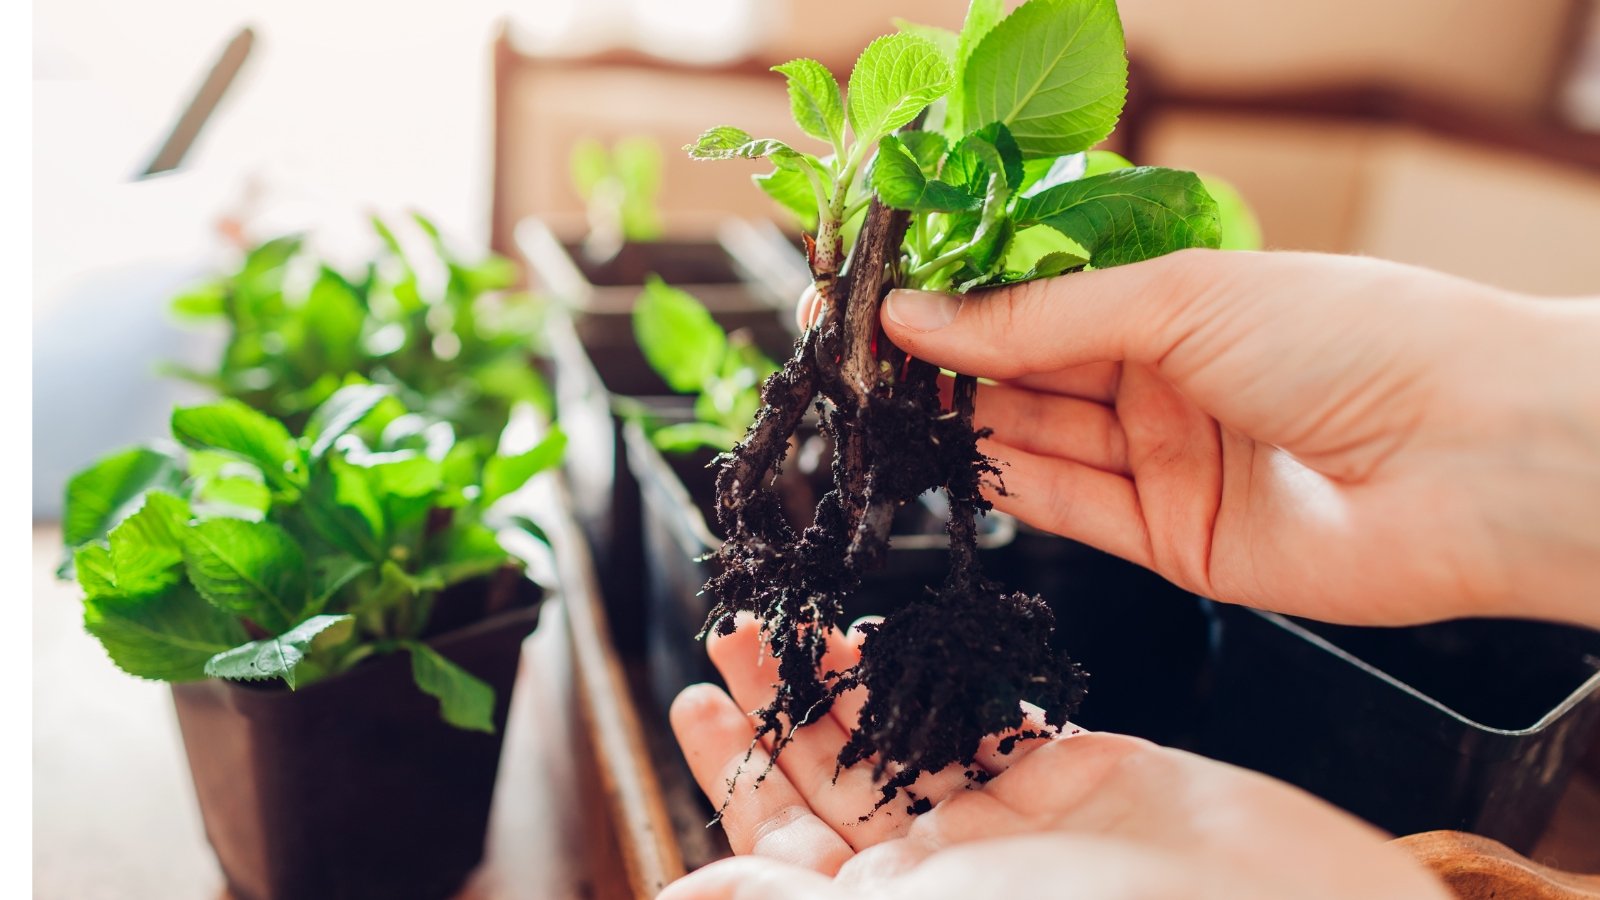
[305, 383, 391, 461]
[105, 492, 191, 598]
[651, 421, 744, 454]
[632, 276, 728, 394]
[872, 136, 980, 213]
[846, 33, 953, 145]
[754, 166, 820, 230]
[1083, 149, 1134, 178]
[172, 400, 304, 490]
[404, 641, 497, 733]
[61, 446, 183, 552]
[84, 583, 249, 682]
[1200, 174, 1263, 251]
[204, 614, 356, 689]
[963, 0, 1127, 158]
[774, 58, 845, 150]
[1014, 166, 1221, 267]
[943, 0, 1006, 136]
[181, 517, 310, 633]
[483, 429, 568, 507]
[943, 123, 1024, 194]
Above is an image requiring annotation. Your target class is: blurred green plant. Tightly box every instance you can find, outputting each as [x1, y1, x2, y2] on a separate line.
[59, 382, 566, 731]
[165, 213, 550, 439]
[570, 136, 664, 263]
[629, 276, 778, 454]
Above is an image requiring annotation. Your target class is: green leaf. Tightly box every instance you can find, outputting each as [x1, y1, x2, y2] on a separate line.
[754, 166, 820, 230]
[613, 137, 665, 242]
[1014, 166, 1221, 267]
[846, 33, 953, 144]
[1006, 250, 1089, 283]
[685, 127, 804, 163]
[957, 0, 1005, 70]
[105, 492, 191, 598]
[299, 269, 366, 374]
[650, 421, 743, 454]
[943, 123, 1024, 194]
[84, 582, 249, 682]
[871, 136, 980, 213]
[420, 523, 512, 587]
[1200, 174, 1263, 251]
[1083, 149, 1134, 178]
[569, 137, 609, 198]
[181, 518, 310, 633]
[170, 279, 226, 319]
[305, 383, 391, 460]
[74, 544, 117, 597]
[892, 20, 958, 62]
[483, 429, 568, 507]
[310, 557, 371, 612]
[898, 131, 949, 175]
[300, 456, 387, 560]
[774, 58, 845, 150]
[172, 400, 304, 490]
[963, 0, 1128, 158]
[632, 276, 728, 394]
[204, 614, 356, 689]
[404, 641, 497, 732]
[1004, 224, 1090, 274]
[944, 0, 1006, 136]
[61, 446, 184, 551]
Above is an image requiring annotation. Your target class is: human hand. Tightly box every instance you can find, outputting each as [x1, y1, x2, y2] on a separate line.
[813, 250, 1600, 627]
[663, 616, 1448, 899]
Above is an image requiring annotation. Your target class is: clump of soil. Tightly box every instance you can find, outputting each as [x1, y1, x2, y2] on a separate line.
[701, 170, 1088, 814]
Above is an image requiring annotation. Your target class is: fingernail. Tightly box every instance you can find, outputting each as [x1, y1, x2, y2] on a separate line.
[885, 289, 960, 332]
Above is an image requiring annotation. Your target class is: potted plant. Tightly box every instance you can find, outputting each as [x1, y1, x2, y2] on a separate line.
[165, 213, 551, 440]
[57, 382, 566, 900]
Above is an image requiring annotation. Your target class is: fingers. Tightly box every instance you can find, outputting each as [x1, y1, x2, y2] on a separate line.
[968, 381, 1129, 475]
[981, 437, 1153, 568]
[797, 284, 824, 332]
[880, 249, 1220, 380]
[707, 618, 918, 847]
[658, 855, 835, 900]
[669, 683, 854, 874]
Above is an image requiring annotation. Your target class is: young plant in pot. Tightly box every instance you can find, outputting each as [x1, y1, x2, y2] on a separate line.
[166, 213, 549, 440]
[682, 0, 1227, 810]
[57, 382, 566, 900]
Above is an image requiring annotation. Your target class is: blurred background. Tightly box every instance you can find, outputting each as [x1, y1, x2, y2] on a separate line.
[31, 1, 1600, 895]
[32, 0, 1600, 515]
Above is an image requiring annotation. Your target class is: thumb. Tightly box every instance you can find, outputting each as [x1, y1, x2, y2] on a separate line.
[880, 248, 1230, 380]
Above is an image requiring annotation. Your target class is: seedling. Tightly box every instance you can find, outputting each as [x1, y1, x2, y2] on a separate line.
[59, 383, 565, 731]
[166, 213, 548, 440]
[570, 136, 665, 264]
[630, 276, 778, 453]
[685, 0, 1224, 812]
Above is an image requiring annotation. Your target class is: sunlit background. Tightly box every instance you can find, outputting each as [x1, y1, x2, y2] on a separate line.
[31, 0, 1600, 894]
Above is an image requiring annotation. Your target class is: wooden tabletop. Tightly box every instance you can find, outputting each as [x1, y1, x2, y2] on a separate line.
[31, 523, 1599, 898]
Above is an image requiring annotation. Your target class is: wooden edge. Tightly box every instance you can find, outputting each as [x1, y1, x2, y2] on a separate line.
[546, 478, 688, 896]
[1393, 831, 1600, 899]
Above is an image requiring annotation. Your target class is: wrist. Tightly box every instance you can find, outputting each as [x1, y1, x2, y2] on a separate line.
[1473, 294, 1600, 627]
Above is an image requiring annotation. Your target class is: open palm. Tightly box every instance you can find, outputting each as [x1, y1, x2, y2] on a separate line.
[664, 617, 1446, 899]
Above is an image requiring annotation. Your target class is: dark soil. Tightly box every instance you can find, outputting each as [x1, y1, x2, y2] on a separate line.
[699, 169, 1088, 815]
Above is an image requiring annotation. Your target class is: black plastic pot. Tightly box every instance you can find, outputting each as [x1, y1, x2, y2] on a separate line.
[1198, 605, 1600, 852]
[519, 217, 804, 654]
[169, 583, 543, 900]
[1005, 527, 1219, 749]
[622, 417, 1018, 716]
